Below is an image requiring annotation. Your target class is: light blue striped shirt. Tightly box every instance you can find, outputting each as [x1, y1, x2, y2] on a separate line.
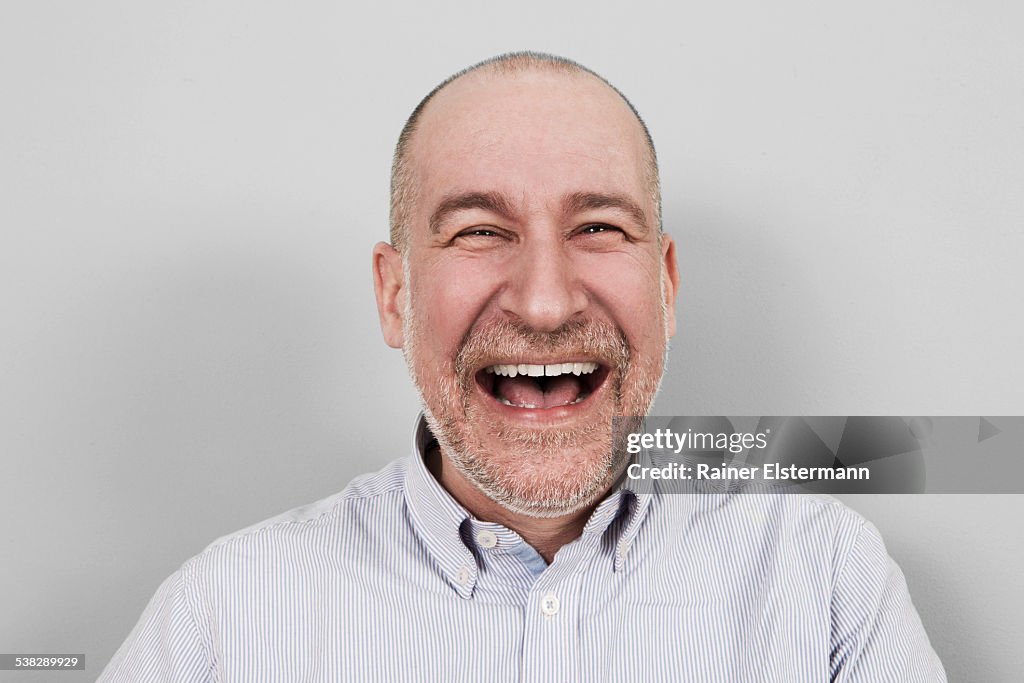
[100, 416, 946, 682]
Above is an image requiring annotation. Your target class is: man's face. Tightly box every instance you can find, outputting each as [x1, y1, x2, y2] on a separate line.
[376, 69, 678, 517]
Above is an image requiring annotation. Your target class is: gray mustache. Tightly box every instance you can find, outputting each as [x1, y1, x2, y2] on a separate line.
[454, 318, 631, 382]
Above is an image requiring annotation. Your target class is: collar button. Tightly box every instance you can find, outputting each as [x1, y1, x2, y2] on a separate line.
[476, 530, 498, 549]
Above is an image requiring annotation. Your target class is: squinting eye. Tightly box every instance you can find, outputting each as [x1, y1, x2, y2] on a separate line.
[457, 228, 499, 238]
[580, 224, 621, 235]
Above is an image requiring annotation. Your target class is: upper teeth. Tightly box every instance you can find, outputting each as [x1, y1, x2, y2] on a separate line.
[485, 362, 599, 378]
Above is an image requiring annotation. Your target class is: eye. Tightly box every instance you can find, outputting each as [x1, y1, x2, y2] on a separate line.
[458, 228, 499, 238]
[449, 226, 509, 248]
[578, 223, 624, 236]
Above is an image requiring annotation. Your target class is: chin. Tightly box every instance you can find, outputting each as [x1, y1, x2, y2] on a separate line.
[423, 384, 630, 517]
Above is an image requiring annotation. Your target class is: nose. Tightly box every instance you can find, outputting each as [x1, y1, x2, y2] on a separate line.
[498, 235, 588, 332]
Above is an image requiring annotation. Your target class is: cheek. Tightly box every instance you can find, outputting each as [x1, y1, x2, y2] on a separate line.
[411, 261, 499, 358]
[579, 256, 666, 339]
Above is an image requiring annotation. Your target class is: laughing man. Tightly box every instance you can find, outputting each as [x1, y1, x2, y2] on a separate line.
[100, 52, 946, 682]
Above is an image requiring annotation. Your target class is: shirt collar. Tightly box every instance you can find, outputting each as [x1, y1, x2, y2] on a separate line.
[402, 413, 653, 595]
[402, 416, 477, 598]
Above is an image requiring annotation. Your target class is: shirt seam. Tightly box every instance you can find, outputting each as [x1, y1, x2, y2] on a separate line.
[832, 516, 868, 590]
[828, 516, 871, 679]
[178, 564, 216, 682]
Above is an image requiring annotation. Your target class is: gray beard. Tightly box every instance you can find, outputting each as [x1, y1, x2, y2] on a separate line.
[404, 314, 668, 518]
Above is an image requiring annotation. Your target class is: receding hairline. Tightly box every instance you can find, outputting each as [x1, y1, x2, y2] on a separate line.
[389, 51, 661, 251]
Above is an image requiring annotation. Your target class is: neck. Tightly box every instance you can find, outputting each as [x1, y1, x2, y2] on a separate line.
[426, 445, 595, 563]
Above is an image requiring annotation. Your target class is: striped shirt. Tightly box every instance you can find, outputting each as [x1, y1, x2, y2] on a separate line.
[100, 416, 946, 682]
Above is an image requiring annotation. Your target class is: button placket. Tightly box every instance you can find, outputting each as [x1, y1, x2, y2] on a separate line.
[519, 542, 596, 683]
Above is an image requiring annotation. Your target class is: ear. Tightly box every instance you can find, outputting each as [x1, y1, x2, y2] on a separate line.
[372, 242, 405, 348]
[660, 233, 681, 338]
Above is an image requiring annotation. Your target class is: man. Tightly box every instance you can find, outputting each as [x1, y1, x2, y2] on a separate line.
[100, 52, 945, 681]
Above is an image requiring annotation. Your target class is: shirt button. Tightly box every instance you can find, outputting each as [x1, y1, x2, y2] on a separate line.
[456, 567, 471, 586]
[540, 593, 560, 616]
[476, 530, 498, 549]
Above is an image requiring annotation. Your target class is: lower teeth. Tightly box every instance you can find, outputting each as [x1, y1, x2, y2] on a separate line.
[498, 392, 590, 408]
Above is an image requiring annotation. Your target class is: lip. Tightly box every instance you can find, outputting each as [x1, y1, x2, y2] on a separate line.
[472, 362, 612, 426]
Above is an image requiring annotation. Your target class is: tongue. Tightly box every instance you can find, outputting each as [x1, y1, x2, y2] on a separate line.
[495, 375, 584, 409]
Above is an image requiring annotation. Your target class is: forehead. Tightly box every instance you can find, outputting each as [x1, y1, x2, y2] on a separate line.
[407, 70, 652, 221]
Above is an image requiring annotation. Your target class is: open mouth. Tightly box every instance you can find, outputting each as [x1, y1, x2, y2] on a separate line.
[475, 361, 610, 410]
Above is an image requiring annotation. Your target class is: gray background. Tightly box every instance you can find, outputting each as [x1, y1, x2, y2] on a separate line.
[2, 1, 1022, 681]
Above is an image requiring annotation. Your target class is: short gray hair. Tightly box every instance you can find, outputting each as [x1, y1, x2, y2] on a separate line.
[388, 51, 661, 252]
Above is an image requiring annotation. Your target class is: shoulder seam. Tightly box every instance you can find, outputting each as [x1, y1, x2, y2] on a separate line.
[831, 515, 869, 594]
[177, 565, 215, 680]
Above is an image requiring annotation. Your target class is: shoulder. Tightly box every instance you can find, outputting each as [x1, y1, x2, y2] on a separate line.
[658, 488, 869, 537]
[651, 491, 875, 582]
[180, 457, 413, 579]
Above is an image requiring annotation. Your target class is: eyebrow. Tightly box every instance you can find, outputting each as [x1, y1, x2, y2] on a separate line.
[563, 191, 649, 233]
[429, 191, 517, 234]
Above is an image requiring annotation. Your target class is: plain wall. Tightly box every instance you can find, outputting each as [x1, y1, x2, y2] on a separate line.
[2, 1, 1022, 680]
